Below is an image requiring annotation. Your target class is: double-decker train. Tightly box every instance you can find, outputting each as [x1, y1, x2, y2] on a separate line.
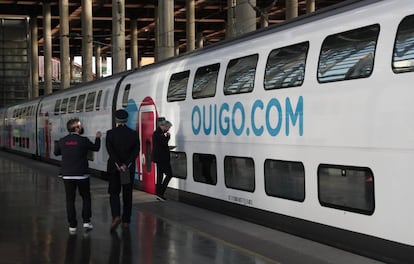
[1, 0, 413, 262]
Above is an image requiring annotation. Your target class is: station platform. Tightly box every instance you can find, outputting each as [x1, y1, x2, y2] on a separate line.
[0, 151, 384, 264]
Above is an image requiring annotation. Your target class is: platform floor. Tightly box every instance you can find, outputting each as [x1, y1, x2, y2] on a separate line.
[0, 151, 384, 264]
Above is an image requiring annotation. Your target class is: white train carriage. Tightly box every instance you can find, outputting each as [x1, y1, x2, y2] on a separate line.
[35, 74, 122, 171]
[1, 0, 413, 262]
[4, 99, 42, 155]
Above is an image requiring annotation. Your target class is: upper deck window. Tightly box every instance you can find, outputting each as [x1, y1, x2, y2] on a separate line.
[318, 24, 379, 83]
[192, 63, 220, 99]
[76, 94, 86, 113]
[60, 98, 68, 115]
[393, 15, 414, 73]
[167, 71, 189, 102]
[96, 90, 103, 111]
[85, 92, 96, 112]
[68, 96, 77, 113]
[264, 42, 309, 89]
[54, 100, 61, 115]
[122, 84, 131, 107]
[224, 54, 258, 95]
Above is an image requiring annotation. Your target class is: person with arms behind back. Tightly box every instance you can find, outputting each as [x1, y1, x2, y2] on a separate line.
[54, 118, 101, 235]
[106, 109, 140, 232]
[152, 118, 173, 201]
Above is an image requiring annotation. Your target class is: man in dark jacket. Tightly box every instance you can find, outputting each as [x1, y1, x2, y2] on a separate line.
[54, 118, 101, 235]
[106, 109, 140, 231]
[152, 118, 173, 201]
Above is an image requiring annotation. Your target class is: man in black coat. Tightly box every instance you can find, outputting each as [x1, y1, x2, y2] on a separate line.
[106, 109, 140, 231]
[54, 118, 101, 235]
[152, 118, 173, 201]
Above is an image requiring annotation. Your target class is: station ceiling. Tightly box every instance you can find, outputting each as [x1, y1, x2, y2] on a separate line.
[0, 0, 344, 59]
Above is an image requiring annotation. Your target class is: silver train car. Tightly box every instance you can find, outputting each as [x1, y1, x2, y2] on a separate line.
[1, 0, 413, 262]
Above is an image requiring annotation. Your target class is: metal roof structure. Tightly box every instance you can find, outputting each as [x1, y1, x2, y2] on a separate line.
[0, 0, 345, 59]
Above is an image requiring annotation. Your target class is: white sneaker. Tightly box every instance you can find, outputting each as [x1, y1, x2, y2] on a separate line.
[83, 222, 93, 231]
[69, 227, 77, 235]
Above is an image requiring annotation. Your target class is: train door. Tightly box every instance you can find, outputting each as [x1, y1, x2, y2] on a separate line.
[138, 97, 157, 194]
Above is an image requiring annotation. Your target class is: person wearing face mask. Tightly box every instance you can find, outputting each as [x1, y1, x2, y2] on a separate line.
[54, 118, 102, 235]
[151, 118, 173, 201]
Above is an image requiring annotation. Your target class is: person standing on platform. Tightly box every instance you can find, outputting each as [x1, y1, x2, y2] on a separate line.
[54, 118, 101, 235]
[106, 109, 140, 232]
[152, 118, 173, 201]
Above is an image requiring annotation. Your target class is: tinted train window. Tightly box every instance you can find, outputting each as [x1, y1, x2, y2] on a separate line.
[85, 92, 96, 112]
[318, 164, 375, 215]
[54, 100, 61, 115]
[60, 98, 68, 115]
[122, 84, 130, 107]
[76, 94, 86, 113]
[393, 15, 414, 73]
[193, 153, 217, 185]
[224, 156, 255, 192]
[264, 159, 305, 202]
[265, 42, 309, 90]
[224, 54, 258, 95]
[318, 24, 379, 83]
[170, 152, 187, 179]
[167, 71, 189, 102]
[68, 96, 77, 113]
[96, 90, 103, 111]
[192, 63, 220, 99]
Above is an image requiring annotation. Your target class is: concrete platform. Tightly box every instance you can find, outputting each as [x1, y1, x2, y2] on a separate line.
[0, 152, 384, 264]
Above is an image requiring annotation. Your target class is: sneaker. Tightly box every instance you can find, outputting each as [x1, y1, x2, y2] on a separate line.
[156, 195, 166, 201]
[69, 227, 77, 235]
[83, 222, 93, 231]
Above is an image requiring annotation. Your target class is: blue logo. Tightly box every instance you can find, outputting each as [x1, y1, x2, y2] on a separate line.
[191, 96, 303, 137]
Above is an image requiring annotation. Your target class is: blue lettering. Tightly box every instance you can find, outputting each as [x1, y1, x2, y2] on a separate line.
[232, 102, 245, 136]
[266, 98, 282, 136]
[285, 96, 303, 136]
[219, 103, 230, 135]
[251, 99, 264, 136]
[203, 105, 212, 135]
[192, 106, 201, 135]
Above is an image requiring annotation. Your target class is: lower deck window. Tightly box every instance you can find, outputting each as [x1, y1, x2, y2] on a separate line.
[193, 153, 217, 185]
[264, 159, 305, 202]
[318, 164, 375, 215]
[224, 156, 255, 192]
[170, 151, 187, 179]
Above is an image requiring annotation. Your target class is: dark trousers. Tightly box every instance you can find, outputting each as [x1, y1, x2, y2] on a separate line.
[63, 178, 91, 228]
[108, 169, 134, 223]
[156, 162, 173, 196]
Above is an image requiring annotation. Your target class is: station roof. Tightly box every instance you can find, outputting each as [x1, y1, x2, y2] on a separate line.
[0, 0, 344, 58]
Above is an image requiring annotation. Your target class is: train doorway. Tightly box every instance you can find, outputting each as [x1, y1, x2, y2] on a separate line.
[138, 97, 157, 194]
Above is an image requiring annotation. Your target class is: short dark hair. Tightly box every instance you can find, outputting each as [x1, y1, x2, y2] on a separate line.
[67, 118, 80, 132]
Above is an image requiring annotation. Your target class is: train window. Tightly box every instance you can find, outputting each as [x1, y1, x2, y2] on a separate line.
[103, 90, 109, 110]
[192, 63, 220, 99]
[167, 71, 189, 102]
[76, 94, 86, 113]
[67, 96, 77, 113]
[96, 90, 103, 111]
[224, 54, 258, 95]
[54, 99, 61, 115]
[264, 42, 309, 90]
[85, 92, 96, 112]
[60, 98, 68, 115]
[122, 84, 131, 107]
[170, 152, 187, 179]
[193, 153, 217, 185]
[318, 164, 375, 215]
[264, 159, 305, 202]
[318, 24, 380, 83]
[224, 156, 255, 192]
[393, 15, 414, 73]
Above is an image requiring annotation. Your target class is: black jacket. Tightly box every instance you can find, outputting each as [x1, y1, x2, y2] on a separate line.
[151, 126, 170, 164]
[54, 133, 101, 176]
[106, 125, 140, 172]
